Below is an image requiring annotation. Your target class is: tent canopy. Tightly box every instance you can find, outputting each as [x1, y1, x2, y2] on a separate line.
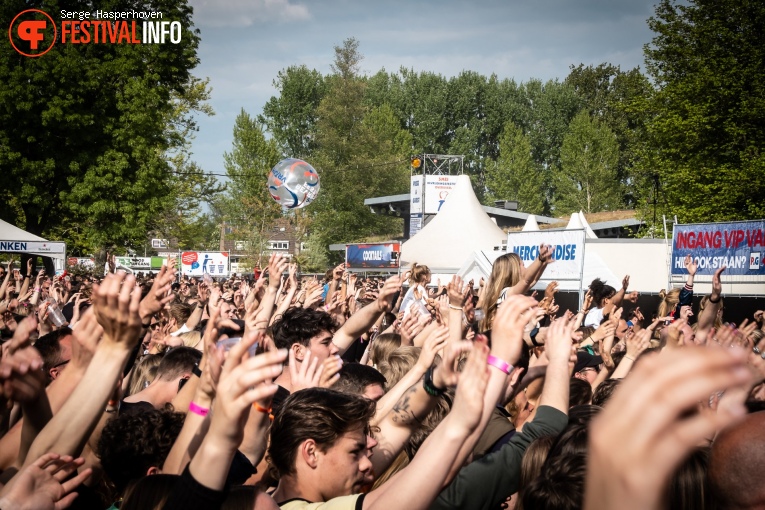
[0, 219, 46, 242]
[401, 175, 506, 272]
[0, 219, 66, 268]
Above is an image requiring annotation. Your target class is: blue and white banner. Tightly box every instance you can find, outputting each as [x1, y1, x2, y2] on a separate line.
[346, 243, 401, 269]
[506, 230, 586, 280]
[671, 220, 765, 275]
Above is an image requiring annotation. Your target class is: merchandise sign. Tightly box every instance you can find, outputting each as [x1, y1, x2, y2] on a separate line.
[180, 251, 229, 276]
[346, 243, 401, 269]
[507, 230, 586, 280]
[409, 214, 423, 238]
[671, 220, 765, 276]
[424, 175, 459, 214]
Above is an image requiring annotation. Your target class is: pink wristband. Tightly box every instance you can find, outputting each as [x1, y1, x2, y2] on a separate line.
[189, 402, 209, 417]
[487, 354, 512, 375]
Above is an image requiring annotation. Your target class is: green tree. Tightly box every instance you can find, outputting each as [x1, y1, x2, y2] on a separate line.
[0, 0, 201, 251]
[639, 0, 765, 222]
[259, 65, 327, 158]
[221, 109, 283, 268]
[310, 39, 410, 256]
[487, 122, 545, 214]
[554, 111, 622, 214]
[565, 63, 652, 207]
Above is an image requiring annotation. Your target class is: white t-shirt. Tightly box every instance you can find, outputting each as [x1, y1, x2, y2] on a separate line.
[584, 307, 604, 328]
[400, 284, 429, 318]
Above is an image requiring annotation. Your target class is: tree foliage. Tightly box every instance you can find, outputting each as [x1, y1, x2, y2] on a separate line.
[554, 111, 622, 214]
[639, 0, 765, 222]
[487, 122, 545, 214]
[0, 0, 204, 253]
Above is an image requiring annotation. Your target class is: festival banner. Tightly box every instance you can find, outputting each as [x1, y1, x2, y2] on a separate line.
[671, 220, 765, 276]
[346, 243, 401, 269]
[423, 175, 459, 214]
[0, 241, 65, 255]
[506, 230, 586, 280]
[180, 251, 230, 276]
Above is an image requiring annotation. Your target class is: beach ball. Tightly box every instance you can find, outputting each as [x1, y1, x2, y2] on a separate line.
[267, 158, 320, 209]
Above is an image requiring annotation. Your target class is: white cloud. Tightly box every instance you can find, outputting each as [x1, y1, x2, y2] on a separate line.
[189, 0, 310, 28]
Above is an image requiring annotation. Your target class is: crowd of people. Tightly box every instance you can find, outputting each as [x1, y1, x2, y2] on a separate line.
[0, 246, 764, 510]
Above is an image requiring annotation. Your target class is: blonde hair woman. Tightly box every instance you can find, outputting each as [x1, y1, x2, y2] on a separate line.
[399, 263, 431, 318]
[478, 245, 552, 331]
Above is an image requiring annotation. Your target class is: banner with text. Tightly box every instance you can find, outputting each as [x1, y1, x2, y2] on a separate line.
[180, 251, 230, 276]
[346, 243, 401, 269]
[0, 241, 66, 256]
[671, 220, 765, 276]
[424, 175, 459, 214]
[507, 230, 586, 280]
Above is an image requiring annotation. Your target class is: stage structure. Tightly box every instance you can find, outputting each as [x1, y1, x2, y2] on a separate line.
[409, 154, 464, 237]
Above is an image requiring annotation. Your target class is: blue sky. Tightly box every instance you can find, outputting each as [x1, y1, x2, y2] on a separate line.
[186, 0, 658, 178]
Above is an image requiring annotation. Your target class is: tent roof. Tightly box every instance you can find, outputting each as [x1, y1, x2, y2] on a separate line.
[401, 175, 506, 271]
[0, 219, 46, 242]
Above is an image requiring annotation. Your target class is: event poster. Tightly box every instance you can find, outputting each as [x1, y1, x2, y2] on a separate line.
[671, 220, 765, 276]
[423, 175, 459, 214]
[346, 243, 401, 269]
[506, 230, 586, 280]
[181, 251, 230, 276]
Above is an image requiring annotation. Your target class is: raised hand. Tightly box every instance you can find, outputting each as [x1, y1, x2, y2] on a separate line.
[545, 314, 576, 365]
[544, 281, 559, 301]
[492, 294, 538, 365]
[319, 355, 344, 388]
[208, 337, 287, 447]
[684, 254, 698, 276]
[624, 329, 651, 360]
[92, 273, 142, 350]
[0, 453, 92, 510]
[711, 266, 725, 300]
[432, 340, 473, 389]
[446, 275, 469, 308]
[288, 349, 323, 393]
[416, 326, 449, 373]
[267, 254, 289, 290]
[0, 317, 45, 402]
[585, 347, 751, 510]
[448, 342, 490, 434]
[376, 275, 403, 313]
[138, 265, 175, 321]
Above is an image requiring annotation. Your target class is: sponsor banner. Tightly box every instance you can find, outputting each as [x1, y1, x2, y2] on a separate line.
[116, 256, 151, 269]
[410, 175, 423, 214]
[180, 251, 229, 276]
[424, 175, 459, 214]
[507, 230, 586, 280]
[68, 257, 95, 268]
[346, 243, 401, 269]
[671, 220, 765, 276]
[409, 213, 423, 238]
[0, 241, 66, 254]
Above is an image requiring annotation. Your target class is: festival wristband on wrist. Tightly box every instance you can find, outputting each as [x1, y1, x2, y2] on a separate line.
[487, 354, 513, 375]
[189, 402, 209, 417]
[423, 366, 446, 396]
[253, 402, 274, 421]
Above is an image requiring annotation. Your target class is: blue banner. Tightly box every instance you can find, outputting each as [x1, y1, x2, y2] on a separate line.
[346, 243, 400, 269]
[671, 220, 765, 275]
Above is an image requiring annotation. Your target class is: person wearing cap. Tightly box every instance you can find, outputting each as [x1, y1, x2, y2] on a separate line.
[573, 351, 603, 386]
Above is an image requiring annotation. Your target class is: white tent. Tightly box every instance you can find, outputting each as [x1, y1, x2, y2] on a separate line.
[0, 219, 66, 271]
[401, 175, 506, 272]
[578, 211, 598, 239]
[522, 214, 540, 232]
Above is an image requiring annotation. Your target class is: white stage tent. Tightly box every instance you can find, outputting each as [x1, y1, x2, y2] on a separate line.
[0, 219, 66, 273]
[400, 175, 506, 272]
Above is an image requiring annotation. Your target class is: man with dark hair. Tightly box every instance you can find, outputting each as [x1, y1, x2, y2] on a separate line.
[33, 327, 73, 383]
[122, 347, 201, 414]
[97, 408, 185, 496]
[331, 363, 387, 401]
[708, 411, 765, 509]
[272, 307, 340, 410]
[573, 352, 602, 386]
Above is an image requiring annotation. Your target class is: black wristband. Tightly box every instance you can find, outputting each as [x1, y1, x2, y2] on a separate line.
[423, 366, 446, 396]
[709, 295, 721, 304]
[530, 327, 541, 347]
[192, 364, 202, 378]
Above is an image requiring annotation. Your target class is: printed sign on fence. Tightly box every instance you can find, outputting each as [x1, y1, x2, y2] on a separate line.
[180, 251, 230, 276]
[506, 230, 586, 280]
[671, 220, 765, 276]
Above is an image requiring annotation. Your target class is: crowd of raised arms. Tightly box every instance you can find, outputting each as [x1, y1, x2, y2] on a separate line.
[0, 247, 764, 510]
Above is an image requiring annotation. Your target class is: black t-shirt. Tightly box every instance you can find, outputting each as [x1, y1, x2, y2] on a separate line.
[272, 385, 291, 416]
[119, 400, 155, 416]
